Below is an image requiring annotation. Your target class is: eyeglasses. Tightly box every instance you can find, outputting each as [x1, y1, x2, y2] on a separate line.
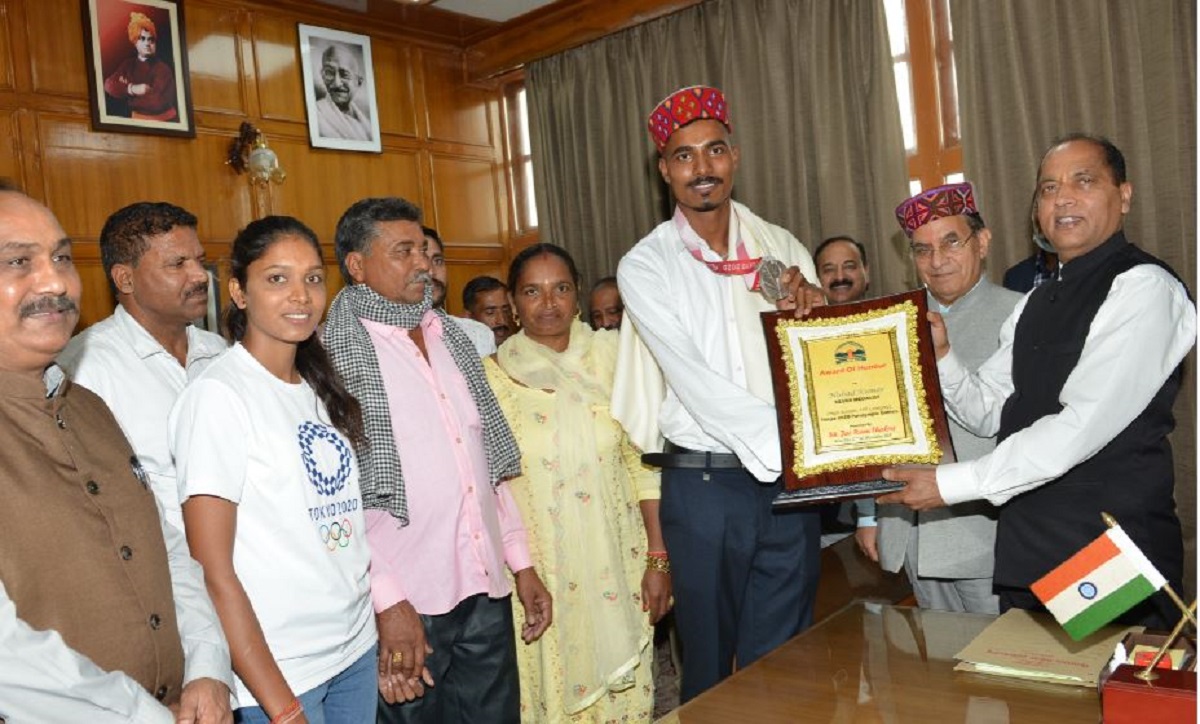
[909, 230, 978, 259]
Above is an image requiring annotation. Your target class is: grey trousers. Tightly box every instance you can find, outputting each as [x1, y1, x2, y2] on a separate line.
[902, 525, 999, 615]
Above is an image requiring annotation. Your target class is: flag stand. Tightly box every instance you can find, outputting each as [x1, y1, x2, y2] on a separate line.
[1132, 600, 1197, 682]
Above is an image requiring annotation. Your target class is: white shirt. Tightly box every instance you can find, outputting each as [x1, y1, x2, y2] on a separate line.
[0, 366, 233, 723]
[616, 201, 818, 482]
[58, 305, 227, 531]
[936, 264, 1196, 506]
[450, 315, 498, 356]
[171, 345, 376, 705]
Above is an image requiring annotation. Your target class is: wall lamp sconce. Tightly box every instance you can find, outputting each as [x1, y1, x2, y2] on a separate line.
[227, 121, 286, 186]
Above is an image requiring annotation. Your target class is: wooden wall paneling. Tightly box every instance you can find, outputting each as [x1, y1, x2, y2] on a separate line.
[266, 135, 422, 242]
[4, 0, 31, 92]
[14, 107, 41, 198]
[372, 38, 419, 138]
[0, 110, 24, 186]
[186, 4, 246, 117]
[250, 11, 306, 123]
[36, 114, 253, 242]
[411, 42, 430, 141]
[321, 259, 346, 314]
[260, 0, 496, 48]
[70, 237, 114, 329]
[443, 244, 505, 316]
[235, 8, 260, 119]
[0, 2, 16, 92]
[429, 154, 503, 248]
[466, 0, 705, 80]
[27, 0, 88, 96]
[422, 48, 491, 147]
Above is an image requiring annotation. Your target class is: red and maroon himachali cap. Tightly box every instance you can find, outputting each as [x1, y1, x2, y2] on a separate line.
[647, 85, 732, 152]
[895, 182, 979, 237]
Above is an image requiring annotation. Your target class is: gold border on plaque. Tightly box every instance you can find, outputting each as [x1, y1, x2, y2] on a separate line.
[775, 300, 942, 477]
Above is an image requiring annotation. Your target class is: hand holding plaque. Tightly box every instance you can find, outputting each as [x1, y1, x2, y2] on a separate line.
[761, 289, 955, 506]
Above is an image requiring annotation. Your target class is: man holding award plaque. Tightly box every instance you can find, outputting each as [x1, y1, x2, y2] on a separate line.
[613, 85, 825, 702]
[881, 135, 1195, 628]
[856, 183, 1020, 614]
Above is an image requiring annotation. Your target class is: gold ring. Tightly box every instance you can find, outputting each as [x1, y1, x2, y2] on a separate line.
[391, 651, 404, 665]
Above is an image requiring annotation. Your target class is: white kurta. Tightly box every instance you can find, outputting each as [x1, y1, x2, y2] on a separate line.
[614, 201, 817, 482]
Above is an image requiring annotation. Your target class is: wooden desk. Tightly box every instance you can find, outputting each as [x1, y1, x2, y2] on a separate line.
[660, 603, 1100, 723]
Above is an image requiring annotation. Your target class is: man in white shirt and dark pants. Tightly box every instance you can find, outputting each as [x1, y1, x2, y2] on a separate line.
[615, 85, 825, 702]
[58, 201, 227, 531]
[882, 134, 1195, 629]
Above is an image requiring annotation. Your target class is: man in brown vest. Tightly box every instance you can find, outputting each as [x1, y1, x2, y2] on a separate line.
[0, 190, 233, 723]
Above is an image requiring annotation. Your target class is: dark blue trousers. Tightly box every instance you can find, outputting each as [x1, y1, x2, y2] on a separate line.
[660, 466, 821, 702]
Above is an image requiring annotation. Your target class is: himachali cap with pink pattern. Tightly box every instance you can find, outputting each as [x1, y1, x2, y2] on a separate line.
[895, 182, 979, 237]
[647, 85, 732, 151]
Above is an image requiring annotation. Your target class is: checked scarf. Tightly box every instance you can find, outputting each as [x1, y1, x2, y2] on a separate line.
[323, 283, 522, 525]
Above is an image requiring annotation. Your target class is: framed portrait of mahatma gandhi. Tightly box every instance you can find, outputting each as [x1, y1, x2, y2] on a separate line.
[298, 25, 382, 153]
[81, 0, 195, 137]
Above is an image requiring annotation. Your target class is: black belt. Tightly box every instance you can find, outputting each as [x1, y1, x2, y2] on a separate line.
[641, 442, 744, 470]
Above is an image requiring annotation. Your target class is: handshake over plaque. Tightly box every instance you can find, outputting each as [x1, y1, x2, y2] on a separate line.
[761, 288, 956, 506]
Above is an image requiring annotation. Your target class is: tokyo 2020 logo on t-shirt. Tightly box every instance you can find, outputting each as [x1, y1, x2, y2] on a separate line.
[298, 421, 353, 496]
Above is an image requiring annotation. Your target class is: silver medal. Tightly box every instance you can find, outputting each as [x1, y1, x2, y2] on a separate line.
[757, 256, 788, 302]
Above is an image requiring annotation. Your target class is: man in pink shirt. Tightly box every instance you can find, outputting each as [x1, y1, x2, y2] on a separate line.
[323, 196, 552, 723]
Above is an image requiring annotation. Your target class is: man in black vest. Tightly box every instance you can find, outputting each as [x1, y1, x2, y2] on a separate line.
[879, 134, 1195, 627]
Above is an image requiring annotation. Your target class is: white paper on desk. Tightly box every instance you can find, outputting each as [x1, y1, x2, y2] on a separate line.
[953, 608, 1140, 687]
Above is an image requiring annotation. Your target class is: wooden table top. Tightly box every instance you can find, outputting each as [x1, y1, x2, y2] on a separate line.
[659, 603, 1101, 723]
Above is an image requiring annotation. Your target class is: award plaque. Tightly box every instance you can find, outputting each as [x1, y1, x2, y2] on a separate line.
[762, 289, 955, 506]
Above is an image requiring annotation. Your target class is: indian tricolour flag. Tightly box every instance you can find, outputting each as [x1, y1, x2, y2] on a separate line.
[1030, 525, 1166, 641]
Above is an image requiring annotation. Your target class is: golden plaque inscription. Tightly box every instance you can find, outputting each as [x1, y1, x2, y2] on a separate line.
[802, 330, 914, 453]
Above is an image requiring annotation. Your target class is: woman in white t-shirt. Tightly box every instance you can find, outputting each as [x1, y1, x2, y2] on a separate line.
[171, 216, 377, 724]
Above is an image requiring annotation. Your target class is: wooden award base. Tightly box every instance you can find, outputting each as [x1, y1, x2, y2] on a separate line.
[1101, 632, 1196, 723]
[773, 479, 903, 508]
[1102, 664, 1196, 723]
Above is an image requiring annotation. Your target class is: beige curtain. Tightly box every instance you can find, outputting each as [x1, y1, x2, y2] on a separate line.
[951, 0, 1196, 596]
[526, 0, 910, 295]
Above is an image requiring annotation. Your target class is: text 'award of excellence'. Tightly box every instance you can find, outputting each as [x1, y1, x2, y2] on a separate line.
[760, 288, 955, 507]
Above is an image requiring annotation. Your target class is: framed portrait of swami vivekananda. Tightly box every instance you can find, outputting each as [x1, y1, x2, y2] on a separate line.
[82, 0, 195, 138]
[763, 289, 955, 506]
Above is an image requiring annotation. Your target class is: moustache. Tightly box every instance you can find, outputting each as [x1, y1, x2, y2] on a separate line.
[20, 294, 77, 318]
[829, 279, 853, 289]
[184, 282, 209, 299]
[411, 271, 432, 285]
[688, 176, 722, 189]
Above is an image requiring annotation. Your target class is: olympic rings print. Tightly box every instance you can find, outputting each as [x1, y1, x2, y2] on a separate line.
[320, 518, 354, 551]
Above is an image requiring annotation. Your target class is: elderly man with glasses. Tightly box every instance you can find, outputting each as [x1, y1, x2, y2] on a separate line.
[855, 182, 1020, 614]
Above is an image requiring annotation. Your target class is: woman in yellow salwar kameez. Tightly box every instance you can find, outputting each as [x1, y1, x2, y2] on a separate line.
[486, 243, 671, 723]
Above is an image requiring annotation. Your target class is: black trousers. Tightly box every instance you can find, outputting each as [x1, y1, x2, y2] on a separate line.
[377, 593, 519, 724]
[660, 465, 821, 703]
